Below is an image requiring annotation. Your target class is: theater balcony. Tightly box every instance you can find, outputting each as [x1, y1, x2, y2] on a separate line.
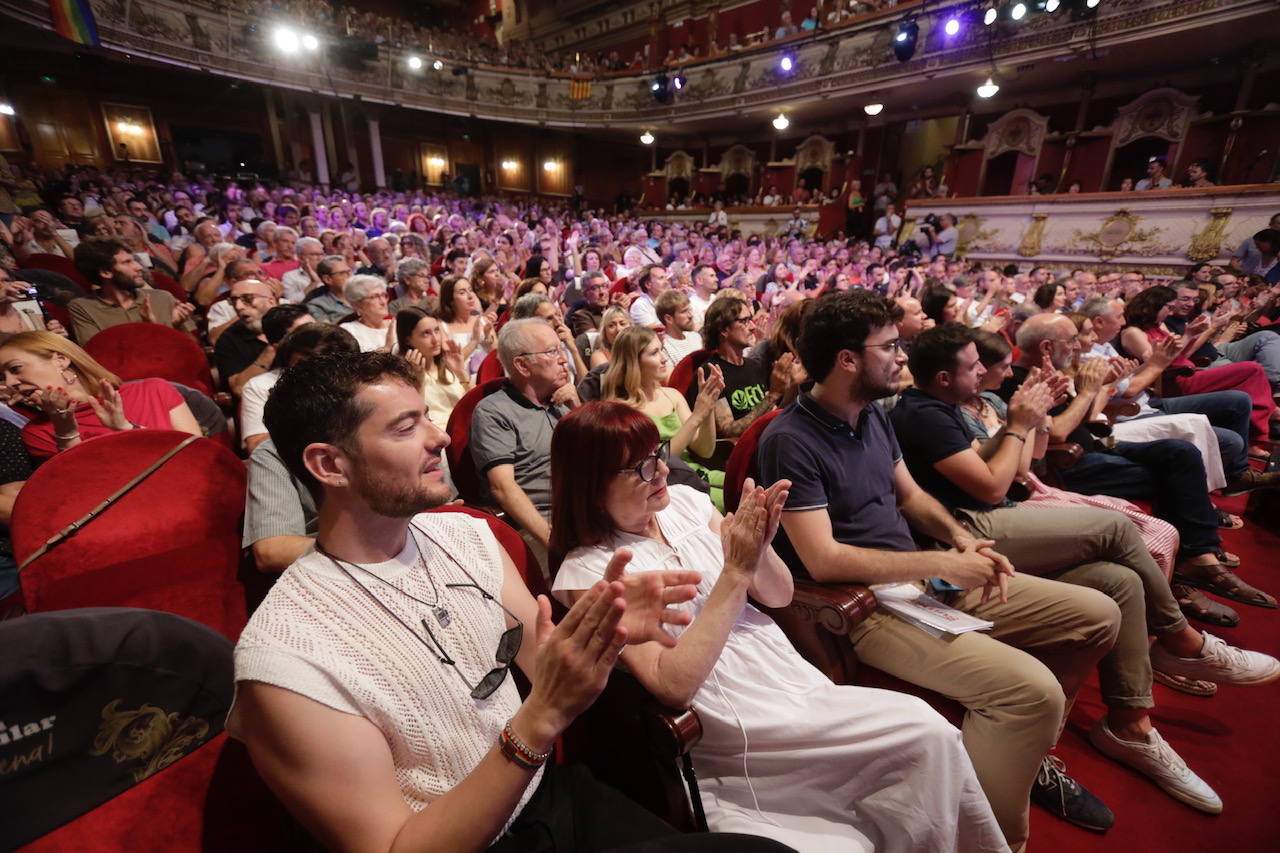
[0, 0, 1274, 134]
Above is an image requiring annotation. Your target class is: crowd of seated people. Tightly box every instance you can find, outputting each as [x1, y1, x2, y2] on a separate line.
[2, 157, 1279, 851]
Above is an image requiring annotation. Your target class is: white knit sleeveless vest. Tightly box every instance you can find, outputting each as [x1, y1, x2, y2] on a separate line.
[233, 512, 541, 829]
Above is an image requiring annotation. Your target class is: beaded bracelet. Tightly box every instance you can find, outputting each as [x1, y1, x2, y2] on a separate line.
[499, 720, 550, 770]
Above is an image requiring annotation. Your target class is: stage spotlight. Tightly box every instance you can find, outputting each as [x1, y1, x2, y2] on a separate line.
[432, 59, 444, 71]
[976, 76, 1000, 98]
[640, 131, 655, 145]
[779, 54, 794, 72]
[893, 17, 918, 62]
[0, 103, 14, 116]
[673, 73, 686, 90]
[273, 26, 300, 54]
[1045, 0, 1060, 10]
[301, 33, 318, 51]
[407, 55, 422, 70]
[1086, 0, 1100, 6]
[983, 4, 998, 25]
[863, 103, 884, 116]
[1010, 2, 1027, 20]
[651, 74, 672, 103]
[773, 113, 790, 131]
[944, 15, 962, 37]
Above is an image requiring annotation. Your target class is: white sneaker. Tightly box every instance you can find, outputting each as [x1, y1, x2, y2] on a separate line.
[1089, 719, 1222, 814]
[1151, 631, 1280, 686]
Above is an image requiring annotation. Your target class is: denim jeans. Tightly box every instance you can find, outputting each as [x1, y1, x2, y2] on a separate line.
[1213, 330, 1280, 389]
[1061, 438, 1220, 558]
[1147, 389, 1251, 478]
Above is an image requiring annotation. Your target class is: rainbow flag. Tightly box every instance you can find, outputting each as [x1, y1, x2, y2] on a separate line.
[49, 0, 100, 46]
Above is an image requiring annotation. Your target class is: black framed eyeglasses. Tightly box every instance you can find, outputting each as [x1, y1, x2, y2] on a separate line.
[420, 582, 523, 700]
[856, 338, 905, 353]
[620, 441, 670, 483]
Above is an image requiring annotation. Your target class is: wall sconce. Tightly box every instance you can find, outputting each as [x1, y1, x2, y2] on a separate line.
[501, 159, 518, 171]
[543, 160, 557, 172]
[428, 156, 445, 168]
[116, 120, 144, 135]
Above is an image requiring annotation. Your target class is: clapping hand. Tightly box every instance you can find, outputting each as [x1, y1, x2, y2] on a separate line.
[720, 477, 789, 577]
[692, 363, 725, 418]
[171, 300, 196, 326]
[603, 548, 700, 649]
[88, 378, 131, 431]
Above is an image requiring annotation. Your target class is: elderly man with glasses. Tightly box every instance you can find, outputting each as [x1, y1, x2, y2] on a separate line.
[470, 319, 581, 573]
[214, 277, 279, 395]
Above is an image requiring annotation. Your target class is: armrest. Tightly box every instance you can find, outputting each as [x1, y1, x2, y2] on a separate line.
[1158, 365, 1195, 398]
[1043, 442, 1084, 470]
[759, 579, 877, 685]
[1103, 400, 1139, 420]
[213, 391, 235, 415]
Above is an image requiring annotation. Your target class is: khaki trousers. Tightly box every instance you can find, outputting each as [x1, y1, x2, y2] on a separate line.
[849, 573, 1119, 849]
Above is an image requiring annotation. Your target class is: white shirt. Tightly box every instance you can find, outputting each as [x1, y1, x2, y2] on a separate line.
[707, 210, 729, 227]
[662, 330, 704, 368]
[340, 320, 391, 352]
[630, 294, 660, 328]
[239, 369, 281, 447]
[282, 268, 316, 304]
[874, 214, 901, 249]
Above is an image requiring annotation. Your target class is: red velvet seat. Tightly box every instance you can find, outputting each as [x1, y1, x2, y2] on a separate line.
[149, 269, 188, 301]
[444, 377, 507, 507]
[20, 252, 93, 288]
[84, 322, 216, 396]
[665, 348, 712, 395]
[476, 348, 505, 384]
[12, 430, 249, 640]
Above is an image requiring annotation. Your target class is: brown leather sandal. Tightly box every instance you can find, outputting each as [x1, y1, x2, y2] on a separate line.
[1214, 549, 1241, 568]
[1173, 563, 1279, 609]
[1171, 582, 1240, 627]
[1216, 509, 1245, 530]
[1153, 669, 1218, 697]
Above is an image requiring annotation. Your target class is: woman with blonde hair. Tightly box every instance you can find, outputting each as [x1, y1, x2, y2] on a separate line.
[0, 331, 200, 458]
[589, 305, 631, 368]
[602, 326, 725, 507]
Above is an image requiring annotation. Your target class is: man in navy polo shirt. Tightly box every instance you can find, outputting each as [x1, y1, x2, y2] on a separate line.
[890, 324, 1278, 823]
[756, 291, 1121, 851]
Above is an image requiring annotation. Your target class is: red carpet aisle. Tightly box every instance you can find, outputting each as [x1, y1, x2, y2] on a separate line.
[1031, 492, 1279, 852]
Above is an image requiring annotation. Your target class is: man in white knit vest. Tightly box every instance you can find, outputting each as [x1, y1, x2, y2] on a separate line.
[228, 352, 790, 853]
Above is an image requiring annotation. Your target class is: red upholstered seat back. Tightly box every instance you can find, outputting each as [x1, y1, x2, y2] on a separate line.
[723, 408, 782, 513]
[84, 322, 215, 395]
[444, 378, 506, 506]
[20, 252, 92, 288]
[665, 348, 712, 394]
[476, 348, 505, 384]
[12, 431, 249, 640]
[148, 270, 187, 300]
[428, 504, 546, 598]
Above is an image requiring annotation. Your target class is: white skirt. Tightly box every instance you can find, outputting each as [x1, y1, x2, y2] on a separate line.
[1112, 412, 1227, 491]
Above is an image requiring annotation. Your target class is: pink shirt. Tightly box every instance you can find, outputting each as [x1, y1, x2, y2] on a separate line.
[21, 378, 184, 459]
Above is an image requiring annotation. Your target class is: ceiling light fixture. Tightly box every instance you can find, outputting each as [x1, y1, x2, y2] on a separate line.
[407, 55, 422, 70]
[1010, 2, 1027, 21]
[983, 4, 998, 25]
[273, 26, 300, 54]
[301, 33, 319, 51]
[863, 103, 884, 116]
[976, 76, 1000, 98]
[772, 113, 790, 131]
[640, 131, 655, 145]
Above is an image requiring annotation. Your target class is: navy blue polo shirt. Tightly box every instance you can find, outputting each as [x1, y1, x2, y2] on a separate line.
[756, 392, 916, 579]
[888, 387, 994, 513]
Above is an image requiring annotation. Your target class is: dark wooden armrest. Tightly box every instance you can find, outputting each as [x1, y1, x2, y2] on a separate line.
[760, 579, 876, 685]
[1158, 365, 1195, 397]
[1103, 400, 1139, 420]
[1044, 442, 1084, 470]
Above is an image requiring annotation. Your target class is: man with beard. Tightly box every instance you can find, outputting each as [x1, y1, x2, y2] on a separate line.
[214, 277, 279, 395]
[68, 237, 196, 344]
[228, 352, 776, 853]
[757, 291, 1121, 850]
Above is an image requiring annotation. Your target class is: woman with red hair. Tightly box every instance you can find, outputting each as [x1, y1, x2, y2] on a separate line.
[548, 402, 1007, 852]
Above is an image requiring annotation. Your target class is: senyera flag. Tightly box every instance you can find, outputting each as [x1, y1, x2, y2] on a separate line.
[49, 0, 101, 46]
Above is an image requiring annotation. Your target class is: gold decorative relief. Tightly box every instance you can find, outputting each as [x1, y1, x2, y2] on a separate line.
[1018, 213, 1050, 257]
[1070, 210, 1165, 260]
[956, 214, 996, 253]
[1187, 207, 1234, 262]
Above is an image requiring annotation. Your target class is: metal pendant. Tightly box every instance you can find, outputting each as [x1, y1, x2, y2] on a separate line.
[433, 605, 451, 628]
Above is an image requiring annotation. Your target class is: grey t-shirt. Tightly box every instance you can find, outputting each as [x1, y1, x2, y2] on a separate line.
[468, 382, 568, 521]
